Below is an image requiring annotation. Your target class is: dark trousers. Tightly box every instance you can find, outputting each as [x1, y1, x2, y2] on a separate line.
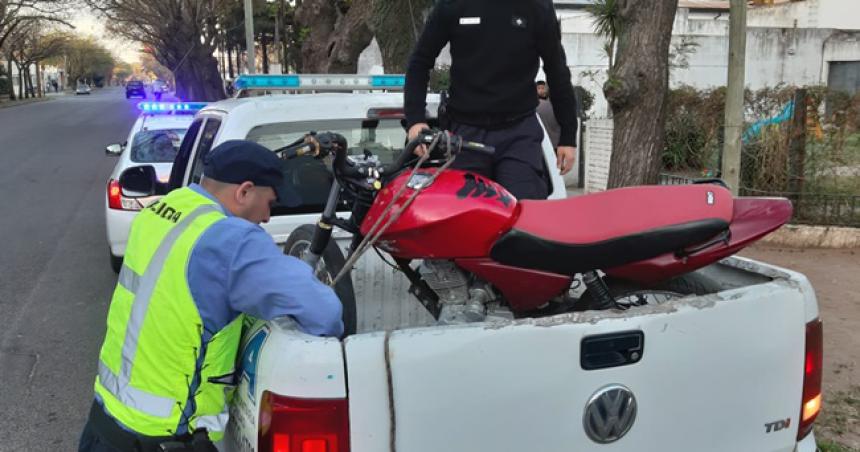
[78, 400, 202, 452]
[449, 114, 550, 200]
[79, 418, 123, 452]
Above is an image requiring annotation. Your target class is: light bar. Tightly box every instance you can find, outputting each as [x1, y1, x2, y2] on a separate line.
[137, 102, 208, 113]
[234, 74, 405, 92]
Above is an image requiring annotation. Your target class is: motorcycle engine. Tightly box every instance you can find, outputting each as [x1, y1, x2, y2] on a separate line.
[419, 260, 510, 324]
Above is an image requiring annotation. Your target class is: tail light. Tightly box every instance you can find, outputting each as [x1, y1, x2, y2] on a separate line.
[259, 391, 350, 452]
[797, 318, 823, 441]
[107, 179, 146, 211]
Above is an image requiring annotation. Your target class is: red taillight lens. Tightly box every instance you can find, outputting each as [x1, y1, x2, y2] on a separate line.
[108, 179, 123, 209]
[797, 318, 823, 441]
[107, 179, 149, 211]
[259, 391, 350, 452]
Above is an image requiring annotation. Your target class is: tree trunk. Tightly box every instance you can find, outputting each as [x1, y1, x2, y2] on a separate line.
[295, 0, 337, 72]
[371, 0, 433, 72]
[236, 45, 243, 74]
[227, 45, 234, 79]
[262, 38, 269, 74]
[36, 63, 43, 97]
[16, 63, 24, 99]
[173, 47, 226, 101]
[604, 0, 678, 188]
[7, 58, 15, 100]
[324, 0, 373, 73]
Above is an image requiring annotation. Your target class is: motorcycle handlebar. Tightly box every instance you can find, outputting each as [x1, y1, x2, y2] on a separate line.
[393, 130, 495, 170]
[289, 130, 496, 184]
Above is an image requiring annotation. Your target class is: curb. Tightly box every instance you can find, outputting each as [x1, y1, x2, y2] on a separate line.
[0, 97, 53, 109]
[759, 224, 860, 249]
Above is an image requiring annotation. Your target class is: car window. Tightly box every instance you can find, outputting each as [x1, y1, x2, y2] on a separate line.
[189, 118, 222, 185]
[129, 129, 187, 163]
[168, 119, 204, 190]
[246, 118, 406, 215]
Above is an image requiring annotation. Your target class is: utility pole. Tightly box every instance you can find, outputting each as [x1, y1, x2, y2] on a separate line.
[722, 0, 747, 195]
[244, 0, 256, 74]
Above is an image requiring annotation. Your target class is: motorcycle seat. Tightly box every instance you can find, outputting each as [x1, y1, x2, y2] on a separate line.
[490, 184, 734, 275]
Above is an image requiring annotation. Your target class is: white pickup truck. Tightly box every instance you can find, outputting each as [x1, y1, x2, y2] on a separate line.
[126, 75, 822, 451]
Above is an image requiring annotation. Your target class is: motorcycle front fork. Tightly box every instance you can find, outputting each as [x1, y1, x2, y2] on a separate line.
[303, 181, 342, 268]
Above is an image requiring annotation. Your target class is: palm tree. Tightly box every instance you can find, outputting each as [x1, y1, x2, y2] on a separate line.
[587, 0, 623, 69]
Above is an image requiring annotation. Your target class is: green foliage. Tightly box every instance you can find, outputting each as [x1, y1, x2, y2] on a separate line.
[662, 85, 725, 172]
[664, 84, 860, 225]
[817, 441, 854, 452]
[586, 0, 623, 68]
[45, 36, 115, 87]
[576, 86, 595, 118]
[297, 26, 311, 44]
[587, 0, 623, 41]
[428, 65, 450, 92]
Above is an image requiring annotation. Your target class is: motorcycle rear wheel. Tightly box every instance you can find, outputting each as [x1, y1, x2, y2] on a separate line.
[579, 271, 720, 310]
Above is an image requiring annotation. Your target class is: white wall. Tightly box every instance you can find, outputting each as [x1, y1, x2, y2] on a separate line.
[748, 0, 860, 31]
[748, 0, 819, 28]
[818, 0, 860, 30]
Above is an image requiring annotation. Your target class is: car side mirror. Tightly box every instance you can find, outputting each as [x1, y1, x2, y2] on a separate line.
[105, 143, 123, 155]
[119, 166, 169, 196]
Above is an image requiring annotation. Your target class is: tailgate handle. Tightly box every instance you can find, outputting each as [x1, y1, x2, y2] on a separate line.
[581, 331, 644, 370]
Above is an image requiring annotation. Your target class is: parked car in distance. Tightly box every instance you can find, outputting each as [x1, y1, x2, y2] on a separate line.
[75, 83, 91, 95]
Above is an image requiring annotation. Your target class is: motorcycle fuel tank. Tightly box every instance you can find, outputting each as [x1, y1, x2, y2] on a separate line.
[360, 169, 517, 259]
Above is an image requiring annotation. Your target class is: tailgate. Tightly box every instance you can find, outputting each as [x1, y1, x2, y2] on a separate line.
[345, 277, 808, 452]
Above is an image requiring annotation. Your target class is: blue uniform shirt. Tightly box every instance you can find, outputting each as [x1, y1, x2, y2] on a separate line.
[186, 183, 344, 338]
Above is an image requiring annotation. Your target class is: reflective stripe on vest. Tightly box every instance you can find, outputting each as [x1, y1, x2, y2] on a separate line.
[117, 264, 141, 294]
[97, 205, 218, 418]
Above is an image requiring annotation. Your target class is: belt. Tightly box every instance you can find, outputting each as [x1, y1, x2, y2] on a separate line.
[87, 400, 188, 452]
[447, 108, 535, 130]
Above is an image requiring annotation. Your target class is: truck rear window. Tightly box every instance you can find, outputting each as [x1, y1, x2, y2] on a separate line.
[246, 118, 406, 215]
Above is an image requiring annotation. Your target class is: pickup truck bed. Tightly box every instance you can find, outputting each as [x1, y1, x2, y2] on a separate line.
[224, 256, 821, 452]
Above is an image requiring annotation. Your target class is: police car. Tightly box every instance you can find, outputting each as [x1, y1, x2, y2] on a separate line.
[104, 101, 206, 273]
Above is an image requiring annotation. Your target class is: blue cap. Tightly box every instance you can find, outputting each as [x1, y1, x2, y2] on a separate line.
[203, 140, 300, 206]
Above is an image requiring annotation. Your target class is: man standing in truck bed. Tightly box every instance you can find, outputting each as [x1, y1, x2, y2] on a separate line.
[404, 0, 578, 200]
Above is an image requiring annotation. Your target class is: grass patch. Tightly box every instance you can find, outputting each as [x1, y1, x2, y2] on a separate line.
[818, 439, 859, 452]
[816, 384, 860, 449]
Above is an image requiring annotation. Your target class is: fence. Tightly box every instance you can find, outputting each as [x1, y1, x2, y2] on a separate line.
[659, 173, 860, 227]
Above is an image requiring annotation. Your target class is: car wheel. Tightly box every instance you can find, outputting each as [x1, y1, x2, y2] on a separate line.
[284, 224, 358, 337]
[109, 251, 123, 274]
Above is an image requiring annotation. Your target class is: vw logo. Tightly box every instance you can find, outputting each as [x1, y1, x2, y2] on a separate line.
[583, 384, 637, 443]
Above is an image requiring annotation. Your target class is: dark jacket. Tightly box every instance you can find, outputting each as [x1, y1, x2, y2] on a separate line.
[404, 0, 578, 146]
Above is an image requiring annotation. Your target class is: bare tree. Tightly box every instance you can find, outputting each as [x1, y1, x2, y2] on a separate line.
[0, 0, 70, 50]
[1, 0, 71, 99]
[87, 0, 227, 101]
[8, 25, 68, 97]
[604, 0, 679, 188]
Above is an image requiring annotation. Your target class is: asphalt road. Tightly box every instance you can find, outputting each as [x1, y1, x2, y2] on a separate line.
[0, 87, 139, 450]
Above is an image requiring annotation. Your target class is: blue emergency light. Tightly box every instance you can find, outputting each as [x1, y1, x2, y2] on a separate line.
[233, 74, 405, 92]
[137, 102, 208, 113]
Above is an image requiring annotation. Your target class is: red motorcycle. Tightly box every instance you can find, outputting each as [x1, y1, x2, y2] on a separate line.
[279, 130, 792, 334]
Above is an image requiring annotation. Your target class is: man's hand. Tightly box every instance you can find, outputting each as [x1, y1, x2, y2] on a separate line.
[556, 146, 576, 176]
[408, 122, 430, 157]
